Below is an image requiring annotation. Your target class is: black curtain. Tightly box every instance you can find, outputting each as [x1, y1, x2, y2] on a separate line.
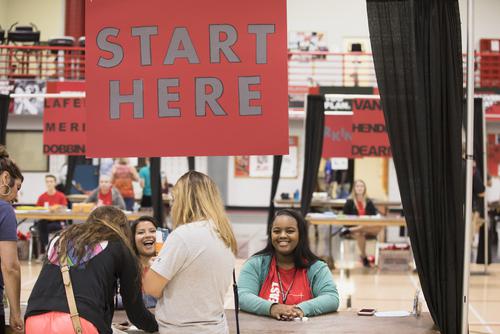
[473, 98, 484, 175]
[266, 155, 283, 232]
[473, 98, 491, 264]
[188, 157, 195, 171]
[300, 95, 325, 216]
[64, 155, 86, 195]
[150, 157, 164, 225]
[0, 95, 9, 145]
[367, 1, 464, 333]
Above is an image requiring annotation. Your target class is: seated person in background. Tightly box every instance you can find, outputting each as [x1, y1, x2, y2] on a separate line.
[161, 175, 173, 218]
[35, 174, 68, 259]
[116, 216, 160, 309]
[85, 175, 126, 210]
[139, 159, 152, 209]
[341, 179, 380, 268]
[472, 160, 486, 235]
[112, 158, 139, 211]
[238, 209, 339, 320]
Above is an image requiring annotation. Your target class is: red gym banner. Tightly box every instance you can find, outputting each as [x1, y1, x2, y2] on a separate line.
[484, 95, 500, 121]
[488, 134, 500, 177]
[43, 81, 86, 155]
[351, 98, 391, 157]
[85, 0, 288, 157]
[323, 115, 352, 158]
[322, 96, 391, 158]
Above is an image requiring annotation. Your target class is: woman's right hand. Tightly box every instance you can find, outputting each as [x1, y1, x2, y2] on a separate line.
[9, 311, 24, 333]
[270, 303, 301, 320]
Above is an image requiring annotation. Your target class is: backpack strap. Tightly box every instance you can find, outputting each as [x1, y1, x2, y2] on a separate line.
[60, 253, 83, 334]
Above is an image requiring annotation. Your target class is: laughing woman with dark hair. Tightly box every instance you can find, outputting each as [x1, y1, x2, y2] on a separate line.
[238, 209, 339, 320]
[115, 216, 162, 310]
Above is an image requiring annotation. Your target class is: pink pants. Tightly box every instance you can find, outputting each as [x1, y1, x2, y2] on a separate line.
[26, 311, 98, 334]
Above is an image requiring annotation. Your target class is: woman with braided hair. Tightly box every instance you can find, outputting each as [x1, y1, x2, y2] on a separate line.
[25, 206, 158, 334]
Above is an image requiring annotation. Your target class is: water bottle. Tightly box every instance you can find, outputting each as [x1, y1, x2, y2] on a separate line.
[293, 189, 300, 201]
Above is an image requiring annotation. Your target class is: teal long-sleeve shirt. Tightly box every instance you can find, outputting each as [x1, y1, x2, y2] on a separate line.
[237, 254, 339, 317]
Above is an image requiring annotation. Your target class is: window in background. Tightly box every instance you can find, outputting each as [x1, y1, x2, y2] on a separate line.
[6, 130, 48, 172]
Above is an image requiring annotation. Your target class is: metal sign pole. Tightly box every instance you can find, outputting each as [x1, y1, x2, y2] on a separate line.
[483, 105, 489, 274]
[462, 0, 475, 333]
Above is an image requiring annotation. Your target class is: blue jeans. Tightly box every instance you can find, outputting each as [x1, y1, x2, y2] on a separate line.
[124, 197, 135, 211]
[35, 220, 64, 252]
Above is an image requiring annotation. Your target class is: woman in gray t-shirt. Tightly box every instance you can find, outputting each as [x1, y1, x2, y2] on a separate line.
[144, 171, 237, 334]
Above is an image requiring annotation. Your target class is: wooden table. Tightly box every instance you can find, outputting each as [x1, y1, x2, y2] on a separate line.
[276, 198, 402, 213]
[114, 310, 438, 334]
[306, 214, 406, 268]
[276, 198, 347, 209]
[11, 308, 436, 333]
[66, 194, 89, 203]
[15, 209, 143, 221]
[307, 214, 406, 227]
[66, 194, 172, 205]
[227, 311, 438, 334]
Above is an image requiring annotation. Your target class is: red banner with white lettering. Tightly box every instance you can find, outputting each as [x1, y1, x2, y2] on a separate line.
[85, 0, 288, 157]
[488, 134, 500, 177]
[351, 98, 391, 157]
[484, 95, 500, 121]
[43, 81, 86, 155]
[322, 115, 353, 158]
[321, 96, 391, 158]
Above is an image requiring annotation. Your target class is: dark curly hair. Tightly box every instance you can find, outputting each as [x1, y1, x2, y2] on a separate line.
[0, 145, 24, 185]
[254, 209, 322, 268]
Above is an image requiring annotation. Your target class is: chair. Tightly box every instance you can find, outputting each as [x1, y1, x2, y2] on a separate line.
[6, 23, 41, 78]
[29, 220, 68, 262]
[48, 37, 75, 50]
[7, 24, 40, 44]
[28, 225, 41, 262]
[339, 232, 380, 267]
[77, 36, 85, 79]
[48, 36, 75, 79]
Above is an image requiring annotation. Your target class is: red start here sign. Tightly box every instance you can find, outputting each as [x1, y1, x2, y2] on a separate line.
[85, 0, 289, 157]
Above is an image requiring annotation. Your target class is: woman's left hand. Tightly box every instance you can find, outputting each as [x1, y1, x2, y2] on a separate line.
[113, 321, 131, 331]
[292, 307, 304, 318]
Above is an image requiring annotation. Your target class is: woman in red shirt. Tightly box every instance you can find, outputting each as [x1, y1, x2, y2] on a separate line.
[111, 158, 139, 211]
[35, 175, 68, 258]
[341, 179, 380, 267]
[84, 175, 126, 210]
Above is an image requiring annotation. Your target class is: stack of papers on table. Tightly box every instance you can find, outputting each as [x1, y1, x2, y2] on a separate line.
[374, 311, 411, 317]
[307, 212, 337, 219]
[15, 206, 46, 211]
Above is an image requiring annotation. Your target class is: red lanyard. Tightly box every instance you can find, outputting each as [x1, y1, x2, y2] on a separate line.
[276, 264, 297, 303]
